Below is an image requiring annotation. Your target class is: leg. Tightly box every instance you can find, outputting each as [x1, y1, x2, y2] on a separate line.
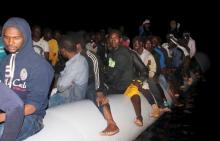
[131, 95, 143, 126]
[85, 82, 96, 104]
[16, 115, 43, 141]
[0, 83, 24, 141]
[100, 103, 119, 136]
[96, 91, 119, 136]
[124, 83, 143, 126]
[141, 89, 160, 118]
[48, 92, 66, 107]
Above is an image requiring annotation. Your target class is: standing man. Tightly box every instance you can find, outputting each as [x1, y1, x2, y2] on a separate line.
[0, 17, 54, 141]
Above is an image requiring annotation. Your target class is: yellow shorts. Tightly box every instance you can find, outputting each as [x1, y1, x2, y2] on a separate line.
[124, 83, 140, 98]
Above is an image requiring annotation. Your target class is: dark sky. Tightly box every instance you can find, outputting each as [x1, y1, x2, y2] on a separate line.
[0, 3, 212, 56]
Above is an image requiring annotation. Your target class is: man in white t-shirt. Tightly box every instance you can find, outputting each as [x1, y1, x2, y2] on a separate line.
[133, 36, 157, 78]
[32, 25, 49, 60]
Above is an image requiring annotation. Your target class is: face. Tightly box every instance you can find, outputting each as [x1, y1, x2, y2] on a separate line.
[109, 33, 120, 48]
[44, 32, 52, 41]
[143, 23, 150, 30]
[144, 40, 152, 50]
[133, 40, 143, 51]
[32, 27, 42, 39]
[3, 27, 24, 53]
[151, 37, 158, 48]
[170, 20, 177, 29]
[60, 48, 68, 59]
[54, 32, 61, 41]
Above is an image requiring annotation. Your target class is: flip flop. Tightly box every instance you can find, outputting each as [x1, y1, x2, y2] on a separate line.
[99, 128, 119, 136]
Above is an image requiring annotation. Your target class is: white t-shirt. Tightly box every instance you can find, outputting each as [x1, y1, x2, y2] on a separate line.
[188, 37, 196, 58]
[33, 38, 49, 57]
[139, 49, 157, 78]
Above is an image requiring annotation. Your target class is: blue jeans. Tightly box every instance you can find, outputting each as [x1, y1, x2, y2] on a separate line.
[16, 115, 43, 141]
[49, 83, 87, 107]
[0, 124, 4, 138]
[0, 115, 43, 141]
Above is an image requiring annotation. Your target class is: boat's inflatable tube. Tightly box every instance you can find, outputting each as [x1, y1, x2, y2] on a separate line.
[25, 84, 172, 141]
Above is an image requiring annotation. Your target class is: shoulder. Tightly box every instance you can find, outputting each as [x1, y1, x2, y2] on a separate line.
[31, 55, 53, 72]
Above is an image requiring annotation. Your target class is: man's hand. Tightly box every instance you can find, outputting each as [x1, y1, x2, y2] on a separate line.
[24, 104, 36, 116]
[0, 112, 6, 123]
[132, 80, 142, 90]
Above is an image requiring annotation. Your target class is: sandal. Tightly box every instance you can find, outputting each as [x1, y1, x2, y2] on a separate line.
[100, 128, 119, 136]
[99, 124, 119, 136]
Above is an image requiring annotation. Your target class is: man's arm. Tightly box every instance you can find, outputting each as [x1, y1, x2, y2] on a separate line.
[0, 104, 36, 123]
[57, 69, 75, 92]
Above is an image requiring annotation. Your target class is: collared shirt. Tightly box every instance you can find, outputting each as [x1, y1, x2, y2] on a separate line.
[57, 53, 88, 93]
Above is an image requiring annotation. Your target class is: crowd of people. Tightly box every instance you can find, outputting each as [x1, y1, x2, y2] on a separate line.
[0, 17, 206, 141]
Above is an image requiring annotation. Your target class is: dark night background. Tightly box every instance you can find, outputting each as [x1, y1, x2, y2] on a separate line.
[0, 2, 215, 140]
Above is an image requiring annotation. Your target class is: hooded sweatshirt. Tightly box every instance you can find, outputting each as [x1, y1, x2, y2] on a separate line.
[0, 83, 24, 141]
[0, 17, 54, 118]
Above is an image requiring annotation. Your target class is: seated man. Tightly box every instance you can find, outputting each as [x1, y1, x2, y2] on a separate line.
[0, 17, 54, 141]
[105, 30, 148, 126]
[75, 32, 119, 136]
[49, 34, 89, 107]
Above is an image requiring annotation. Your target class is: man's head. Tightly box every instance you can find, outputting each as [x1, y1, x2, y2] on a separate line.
[142, 19, 151, 30]
[3, 27, 24, 53]
[182, 31, 190, 40]
[2, 17, 31, 54]
[151, 36, 161, 48]
[170, 20, 177, 30]
[59, 34, 78, 59]
[143, 38, 152, 51]
[132, 36, 143, 54]
[109, 30, 121, 49]
[32, 25, 42, 41]
[43, 28, 53, 41]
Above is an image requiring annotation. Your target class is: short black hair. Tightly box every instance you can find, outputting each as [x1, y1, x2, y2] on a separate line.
[59, 34, 78, 52]
[108, 29, 122, 38]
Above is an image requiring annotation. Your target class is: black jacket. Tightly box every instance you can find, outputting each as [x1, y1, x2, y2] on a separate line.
[105, 46, 148, 92]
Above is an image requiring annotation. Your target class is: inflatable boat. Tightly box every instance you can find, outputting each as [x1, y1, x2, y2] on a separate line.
[25, 52, 210, 141]
[24, 74, 171, 141]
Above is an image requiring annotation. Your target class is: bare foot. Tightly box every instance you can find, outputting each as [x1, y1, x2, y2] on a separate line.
[150, 104, 160, 118]
[134, 116, 143, 127]
[100, 123, 119, 136]
[160, 107, 171, 113]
